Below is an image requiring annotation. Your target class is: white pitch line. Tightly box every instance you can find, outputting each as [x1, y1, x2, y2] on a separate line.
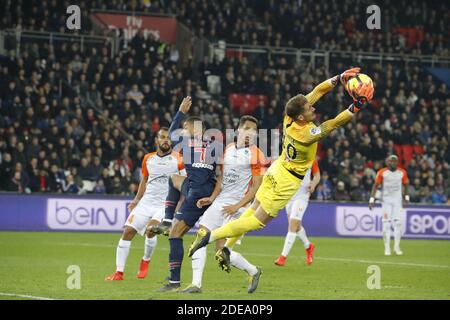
[313, 256, 450, 269]
[43, 241, 450, 270]
[242, 252, 450, 269]
[0, 292, 55, 300]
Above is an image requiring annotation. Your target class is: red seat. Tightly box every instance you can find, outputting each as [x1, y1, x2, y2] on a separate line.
[401, 145, 414, 167]
[394, 144, 404, 166]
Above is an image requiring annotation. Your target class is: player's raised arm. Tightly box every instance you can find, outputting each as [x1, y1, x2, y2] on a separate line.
[305, 67, 360, 105]
[169, 96, 192, 142]
[297, 83, 373, 145]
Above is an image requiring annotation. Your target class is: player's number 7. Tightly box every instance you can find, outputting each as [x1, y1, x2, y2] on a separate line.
[194, 147, 206, 162]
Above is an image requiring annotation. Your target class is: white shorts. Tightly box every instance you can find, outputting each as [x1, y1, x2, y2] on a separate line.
[285, 198, 309, 221]
[124, 203, 165, 236]
[381, 201, 403, 221]
[199, 198, 246, 231]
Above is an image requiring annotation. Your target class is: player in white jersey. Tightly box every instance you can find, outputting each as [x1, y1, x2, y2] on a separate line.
[182, 115, 267, 293]
[275, 159, 320, 266]
[369, 155, 409, 256]
[105, 128, 185, 281]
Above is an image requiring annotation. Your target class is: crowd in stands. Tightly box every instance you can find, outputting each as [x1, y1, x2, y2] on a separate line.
[0, 0, 448, 204]
[2, 0, 448, 56]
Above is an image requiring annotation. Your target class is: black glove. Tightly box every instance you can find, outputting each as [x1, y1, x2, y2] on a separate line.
[348, 97, 368, 113]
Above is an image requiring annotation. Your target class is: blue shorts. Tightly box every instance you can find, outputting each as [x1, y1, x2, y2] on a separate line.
[175, 179, 214, 227]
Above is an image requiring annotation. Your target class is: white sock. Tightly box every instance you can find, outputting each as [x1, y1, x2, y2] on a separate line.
[382, 220, 391, 252]
[191, 246, 207, 288]
[281, 232, 297, 257]
[297, 227, 310, 249]
[116, 239, 131, 272]
[393, 220, 402, 251]
[230, 250, 257, 276]
[143, 236, 157, 261]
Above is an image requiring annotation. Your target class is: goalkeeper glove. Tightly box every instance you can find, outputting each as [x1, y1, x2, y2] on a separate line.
[348, 84, 374, 113]
[339, 67, 361, 86]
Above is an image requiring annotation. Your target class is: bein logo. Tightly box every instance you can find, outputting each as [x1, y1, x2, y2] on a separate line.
[47, 198, 129, 231]
[405, 209, 450, 238]
[335, 206, 405, 237]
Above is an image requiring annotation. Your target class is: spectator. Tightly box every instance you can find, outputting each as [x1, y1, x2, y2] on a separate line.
[93, 179, 107, 194]
[127, 84, 144, 106]
[6, 171, 23, 192]
[48, 164, 65, 193]
[110, 176, 125, 195]
[63, 175, 80, 194]
[409, 178, 422, 203]
[316, 171, 333, 200]
[0, 153, 14, 190]
[334, 181, 351, 201]
[78, 158, 96, 181]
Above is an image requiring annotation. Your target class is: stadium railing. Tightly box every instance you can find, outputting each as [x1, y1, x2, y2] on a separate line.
[0, 29, 121, 59]
[210, 42, 450, 71]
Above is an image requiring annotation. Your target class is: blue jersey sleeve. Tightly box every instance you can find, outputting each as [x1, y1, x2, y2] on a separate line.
[169, 111, 186, 145]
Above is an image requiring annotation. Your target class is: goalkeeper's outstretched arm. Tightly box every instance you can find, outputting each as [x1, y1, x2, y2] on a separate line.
[305, 77, 339, 105]
[300, 107, 356, 145]
[305, 67, 360, 105]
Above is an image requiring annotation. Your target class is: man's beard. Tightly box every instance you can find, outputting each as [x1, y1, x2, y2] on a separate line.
[159, 143, 171, 153]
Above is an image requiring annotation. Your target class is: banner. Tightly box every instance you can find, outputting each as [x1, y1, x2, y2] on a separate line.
[46, 198, 130, 231]
[0, 194, 449, 240]
[91, 12, 177, 43]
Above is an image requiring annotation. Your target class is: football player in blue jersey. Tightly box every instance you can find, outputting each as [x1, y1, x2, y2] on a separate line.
[152, 96, 223, 292]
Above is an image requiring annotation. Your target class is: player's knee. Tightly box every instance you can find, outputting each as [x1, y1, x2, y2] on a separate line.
[289, 220, 300, 232]
[146, 220, 159, 238]
[170, 221, 189, 238]
[122, 227, 136, 240]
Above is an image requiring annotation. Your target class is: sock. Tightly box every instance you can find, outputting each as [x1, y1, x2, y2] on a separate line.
[382, 220, 391, 252]
[191, 246, 207, 288]
[116, 239, 131, 272]
[168, 238, 184, 283]
[211, 214, 265, 242]
[281, 232, 297, 257]
[393, 220, 402, 251]
[229, 250, 257, 276]
[297, 227, 311, 249]
[164, 178, 180, 222]
[225, 235, 242, 249]
[224, 208, 255, 247]
[143, 236, 157, 261]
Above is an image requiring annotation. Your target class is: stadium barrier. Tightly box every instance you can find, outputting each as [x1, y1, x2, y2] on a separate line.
[0, 193, 449, 240]
[210, 42, 450, 72]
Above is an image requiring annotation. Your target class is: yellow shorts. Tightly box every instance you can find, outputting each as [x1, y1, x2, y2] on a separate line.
[255, 159, 303, 217]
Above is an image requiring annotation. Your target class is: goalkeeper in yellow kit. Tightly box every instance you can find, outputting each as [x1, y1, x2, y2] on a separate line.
[188, 67, 374, 292]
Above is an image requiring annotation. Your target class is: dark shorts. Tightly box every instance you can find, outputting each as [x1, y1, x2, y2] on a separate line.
[176, 179, 213, 227]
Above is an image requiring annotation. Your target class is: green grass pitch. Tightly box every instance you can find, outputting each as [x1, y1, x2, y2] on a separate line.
[0, 232, 449, 300]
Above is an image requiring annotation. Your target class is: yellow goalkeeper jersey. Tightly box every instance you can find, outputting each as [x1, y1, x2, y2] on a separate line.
[280, 79, 336, 176]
